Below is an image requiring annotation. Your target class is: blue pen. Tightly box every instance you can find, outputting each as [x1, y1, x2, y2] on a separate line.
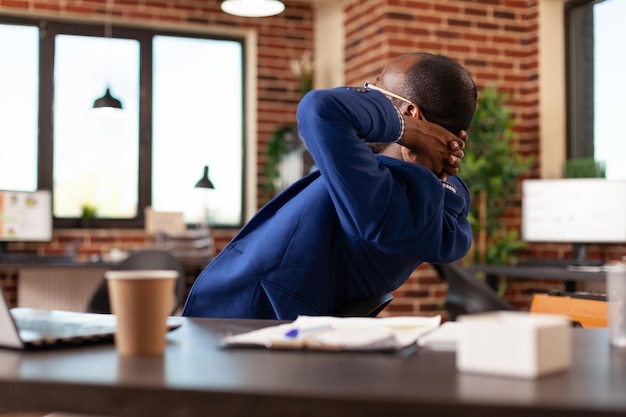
[284, 324, 331, 338]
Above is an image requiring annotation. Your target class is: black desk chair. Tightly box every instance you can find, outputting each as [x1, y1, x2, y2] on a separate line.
[432, 261, 514, 320]
[86, 249, 186, 315]
[333, 292, 394, 317]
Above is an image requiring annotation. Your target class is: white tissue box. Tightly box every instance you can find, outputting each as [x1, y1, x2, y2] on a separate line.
[456, 311, 572, 378]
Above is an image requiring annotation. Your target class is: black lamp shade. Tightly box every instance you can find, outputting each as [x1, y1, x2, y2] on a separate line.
[93, 87, 123, 109]
[195, 165, 215, 189]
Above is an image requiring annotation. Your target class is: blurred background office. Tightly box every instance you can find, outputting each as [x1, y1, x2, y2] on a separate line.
[0, 0, 624, 318]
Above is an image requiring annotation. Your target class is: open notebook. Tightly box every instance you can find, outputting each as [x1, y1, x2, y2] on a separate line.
[0, 285, 182, 350]
[222, 315, 442, 352]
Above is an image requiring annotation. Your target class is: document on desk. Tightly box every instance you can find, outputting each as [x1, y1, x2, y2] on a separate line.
[222, 315, 441, 352]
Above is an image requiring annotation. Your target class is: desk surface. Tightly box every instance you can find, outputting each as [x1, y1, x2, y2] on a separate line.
[469, 264, 607, 282]
[1, 318, 626, 417]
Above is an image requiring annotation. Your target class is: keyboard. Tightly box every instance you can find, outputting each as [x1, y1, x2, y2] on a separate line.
[13, 316, 116, 338]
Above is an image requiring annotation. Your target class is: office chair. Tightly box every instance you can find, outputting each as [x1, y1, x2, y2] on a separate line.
[432, 261, 514, 320]
[529, 292, 607, 328]
[333, 292, 394, 317]
[86, 249, 187, 315]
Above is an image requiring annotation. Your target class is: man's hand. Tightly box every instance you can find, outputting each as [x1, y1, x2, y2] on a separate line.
[397, 115, 467, 179]
[442, 130, 467, 180]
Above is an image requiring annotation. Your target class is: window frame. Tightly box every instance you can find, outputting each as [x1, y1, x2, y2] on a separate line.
[564, 0, 596, 160]
[564, 0, 626, 179]
[2, 16, 247, 229]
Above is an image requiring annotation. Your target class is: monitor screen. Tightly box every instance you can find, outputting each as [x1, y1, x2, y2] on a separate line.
[522, 179, 626, 244]
[0, 190, 53, 243]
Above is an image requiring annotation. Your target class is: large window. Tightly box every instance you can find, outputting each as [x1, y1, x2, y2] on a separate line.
[152, 36, 243, 226]
[54, 34, 140, 219]
[0, 24, 39, 192]
[0, 18, 245, 228]
[566, 0, 626, 180]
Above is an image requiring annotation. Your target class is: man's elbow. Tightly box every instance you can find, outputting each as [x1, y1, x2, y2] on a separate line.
[432, 223, 473, 264]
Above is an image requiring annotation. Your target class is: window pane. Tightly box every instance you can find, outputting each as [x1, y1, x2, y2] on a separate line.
[594, 0, 626, 180]
[0, 24, 38, 191]
[53, 34, 140, 218]
[152, 36, 243, 227]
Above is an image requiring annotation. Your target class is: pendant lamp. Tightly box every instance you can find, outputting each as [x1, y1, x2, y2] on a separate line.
[93, 87, 123, 109]
[93, 0, 123, 110]
[195, 165, 215, 189]
[221, 0, 285, 17]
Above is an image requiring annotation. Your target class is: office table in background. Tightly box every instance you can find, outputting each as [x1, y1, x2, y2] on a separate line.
[0, 253, 208, 311]
[0, 261, 114, 311]
[468, 263, 606, 292]
[1, 318, 626, 417]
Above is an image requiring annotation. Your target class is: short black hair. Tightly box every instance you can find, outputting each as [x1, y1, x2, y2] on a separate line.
[400, 53, 477, 133]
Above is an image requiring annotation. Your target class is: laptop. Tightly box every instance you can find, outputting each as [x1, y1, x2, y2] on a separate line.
[0, 286, 182, 350]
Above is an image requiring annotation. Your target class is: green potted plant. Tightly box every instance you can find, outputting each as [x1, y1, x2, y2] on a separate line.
[264, 123, 300, 194]
[80, 203, 97, 228]
[564, 158, 606, 178]
[263, 52, 314, 199]
[461, 87, 535, 267]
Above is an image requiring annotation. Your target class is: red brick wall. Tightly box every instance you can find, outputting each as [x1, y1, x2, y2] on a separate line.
[344, 0, 539, 162]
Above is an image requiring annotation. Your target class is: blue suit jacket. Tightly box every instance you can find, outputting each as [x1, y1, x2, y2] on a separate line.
[182, 87, 472, 320]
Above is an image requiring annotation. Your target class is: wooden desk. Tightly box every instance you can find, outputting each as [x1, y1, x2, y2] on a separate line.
[1, 318, 626, 417]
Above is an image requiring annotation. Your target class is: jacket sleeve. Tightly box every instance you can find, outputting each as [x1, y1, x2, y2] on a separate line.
[296, 87, 472, 262]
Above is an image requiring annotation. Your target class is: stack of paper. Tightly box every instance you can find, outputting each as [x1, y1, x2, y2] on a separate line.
[222, 315, 441, 352]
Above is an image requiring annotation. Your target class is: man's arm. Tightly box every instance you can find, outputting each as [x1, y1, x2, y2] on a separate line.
[296, 87, 472, 261]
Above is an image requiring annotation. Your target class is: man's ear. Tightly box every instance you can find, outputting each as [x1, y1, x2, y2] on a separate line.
[401, 145, 419, 163]
[402, 103, 421, 119]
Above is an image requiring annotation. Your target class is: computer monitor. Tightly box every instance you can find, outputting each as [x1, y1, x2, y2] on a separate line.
[521, 179, 626, 266]
[0, 190, 52, 253]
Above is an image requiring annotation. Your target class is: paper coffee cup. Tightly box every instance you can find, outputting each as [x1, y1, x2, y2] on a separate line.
[105, 270, 178, 356]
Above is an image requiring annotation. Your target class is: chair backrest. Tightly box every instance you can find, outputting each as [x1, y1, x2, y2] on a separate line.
[86, 249, 186, 315]
[432, 262, 514, 320]
[333, 292, 394, 317]
[530, 293, 607, 328]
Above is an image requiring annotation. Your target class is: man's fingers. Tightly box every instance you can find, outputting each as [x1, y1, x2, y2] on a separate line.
[447, 149, 463, 165]
[440, 130, 468, 179]
[457, 130, 468, 149]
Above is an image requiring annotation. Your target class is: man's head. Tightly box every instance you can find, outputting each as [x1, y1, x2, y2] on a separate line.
[366, 53, 476, 157]
[376, 52, 477, 134]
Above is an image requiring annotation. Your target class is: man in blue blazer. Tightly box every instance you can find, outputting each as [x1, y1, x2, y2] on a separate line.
[183, 52, 477, 319]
